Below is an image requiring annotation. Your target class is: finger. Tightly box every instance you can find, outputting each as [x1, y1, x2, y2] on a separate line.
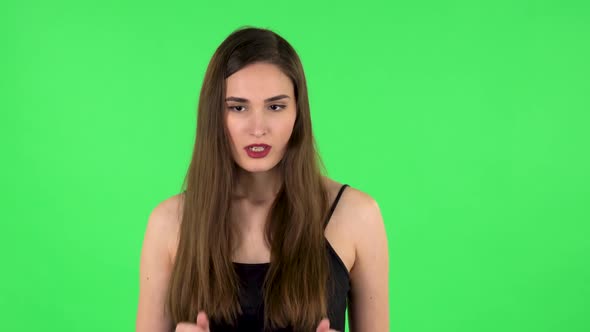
[175, 322, 204, 332]
[196, 311, 210, 330]
[316, 318, 330, 332]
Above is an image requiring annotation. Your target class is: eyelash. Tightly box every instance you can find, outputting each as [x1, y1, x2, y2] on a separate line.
[228, 105, 286, 112]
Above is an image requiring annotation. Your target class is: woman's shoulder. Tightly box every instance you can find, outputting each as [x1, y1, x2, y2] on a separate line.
[152, 193, 184, 226]
[157, 181, 381, 264]
[321, 176, 383, 274]
[164, 180, 375, 220]
[324, 180, 389, 331]
[322, 176, 383, 246]
[147, 193, 185, 263]
[321, 176, 379, 216]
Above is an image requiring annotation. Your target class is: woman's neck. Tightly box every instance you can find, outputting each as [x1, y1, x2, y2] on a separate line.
[233, 167, 282, 205]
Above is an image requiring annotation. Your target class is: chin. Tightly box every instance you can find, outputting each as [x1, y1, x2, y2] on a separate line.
[241, 166, 272, 173]
[238, 160, 279, 173]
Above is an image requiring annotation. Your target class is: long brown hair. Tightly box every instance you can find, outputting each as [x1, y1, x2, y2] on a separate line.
[166, 26, 332, 332]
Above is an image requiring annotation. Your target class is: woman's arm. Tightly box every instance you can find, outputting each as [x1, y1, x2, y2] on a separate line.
[347, 196, 390, 332]
[136, 197, 178, 332]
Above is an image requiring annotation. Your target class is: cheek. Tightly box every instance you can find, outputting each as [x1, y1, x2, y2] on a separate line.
[225, 116, 240, 137]
[225, 117, 240, 142]
[277, 115, 296, 142]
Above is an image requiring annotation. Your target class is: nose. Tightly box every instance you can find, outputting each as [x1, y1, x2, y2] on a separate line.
[250, 108, 268, 137]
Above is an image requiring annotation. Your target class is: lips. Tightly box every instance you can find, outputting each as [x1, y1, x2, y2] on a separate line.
[245, 143, 271, 149]
[244, 144, 271, 158]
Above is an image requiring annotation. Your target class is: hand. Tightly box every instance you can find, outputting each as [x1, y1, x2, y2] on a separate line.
[175, 311, 210, 332]
[316, 318, 340, 332]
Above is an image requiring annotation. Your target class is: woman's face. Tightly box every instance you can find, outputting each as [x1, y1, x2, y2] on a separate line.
[224, 62, 297, 173]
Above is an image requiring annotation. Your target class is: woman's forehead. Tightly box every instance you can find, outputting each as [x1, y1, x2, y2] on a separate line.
[225, 63, 293, 99]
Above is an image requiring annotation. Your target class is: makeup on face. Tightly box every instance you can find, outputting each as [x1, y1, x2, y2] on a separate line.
[244, 144, 271, 158]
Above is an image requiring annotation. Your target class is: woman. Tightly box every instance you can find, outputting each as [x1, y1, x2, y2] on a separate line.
[136, 26, 389, 332]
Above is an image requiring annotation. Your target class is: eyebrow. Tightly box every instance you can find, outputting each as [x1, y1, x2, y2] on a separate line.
[225, 94, 290, 103]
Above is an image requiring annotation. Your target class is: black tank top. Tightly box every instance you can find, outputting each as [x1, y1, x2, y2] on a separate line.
[209, 184, 351, 332]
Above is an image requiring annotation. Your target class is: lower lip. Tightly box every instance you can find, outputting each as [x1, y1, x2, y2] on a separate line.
[245, 146, 271, 158]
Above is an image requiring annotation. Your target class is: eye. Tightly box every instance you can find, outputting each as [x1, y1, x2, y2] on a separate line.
[270, 104, 286, 111]
[228, 106, 245, 112]
[228, 105, 286, 112]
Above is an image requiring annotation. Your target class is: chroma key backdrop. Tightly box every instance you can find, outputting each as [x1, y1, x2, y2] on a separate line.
[1, 1, 589, 331]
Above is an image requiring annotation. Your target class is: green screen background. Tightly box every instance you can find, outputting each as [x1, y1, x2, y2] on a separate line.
[1, 0, 589, 331]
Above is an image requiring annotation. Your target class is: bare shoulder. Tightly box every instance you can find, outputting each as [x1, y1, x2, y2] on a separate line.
[321, 178, 390, 331]
[322, 176, 382, 230]
[136, 193, 184, 332]
[321, 176, 384, 275]
[154, 193, 184, 223]
[145, 193, 184, 264]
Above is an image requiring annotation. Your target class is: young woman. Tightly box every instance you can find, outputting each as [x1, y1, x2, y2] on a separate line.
[136, 26, 389, 332]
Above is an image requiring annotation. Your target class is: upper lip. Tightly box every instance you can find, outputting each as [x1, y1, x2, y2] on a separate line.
[245, 143, 271, 148]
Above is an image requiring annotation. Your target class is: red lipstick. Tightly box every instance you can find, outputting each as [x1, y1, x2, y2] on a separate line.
[244, 144, 271, 158]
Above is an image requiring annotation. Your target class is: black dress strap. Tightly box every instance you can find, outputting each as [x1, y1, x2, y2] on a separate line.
[323, 184, 349, 229]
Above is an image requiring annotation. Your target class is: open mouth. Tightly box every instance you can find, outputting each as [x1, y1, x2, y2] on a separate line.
[244, 144, 271, 158]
